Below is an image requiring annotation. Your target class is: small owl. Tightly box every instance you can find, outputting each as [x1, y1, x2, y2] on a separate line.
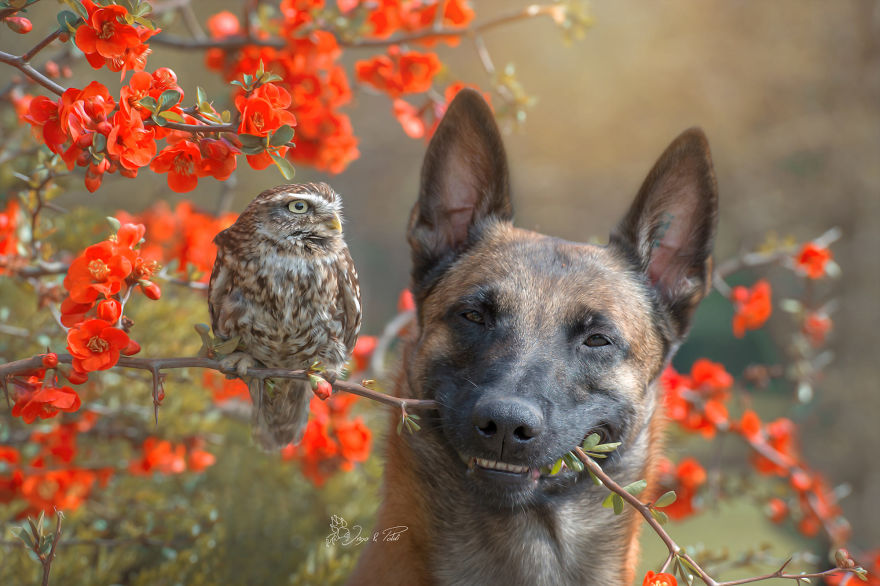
[208, 183, 361, 451]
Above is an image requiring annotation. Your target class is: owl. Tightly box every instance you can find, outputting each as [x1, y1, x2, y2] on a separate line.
[208, 183, 361, 451]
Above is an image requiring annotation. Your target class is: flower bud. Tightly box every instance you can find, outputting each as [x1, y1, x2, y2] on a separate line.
[66, 369, 89, 385]
[5, 16, 33, 34]
[122, 340, 141, 356]
[141, 281, 161, 300]
[97, 298, 122, 322]
[41, 353, 59, 368]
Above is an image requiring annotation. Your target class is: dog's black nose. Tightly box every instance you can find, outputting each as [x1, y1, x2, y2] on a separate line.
[471, 397, 544, 455]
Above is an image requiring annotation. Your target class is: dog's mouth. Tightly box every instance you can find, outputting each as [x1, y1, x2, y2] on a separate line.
[462, 429, 611, 483]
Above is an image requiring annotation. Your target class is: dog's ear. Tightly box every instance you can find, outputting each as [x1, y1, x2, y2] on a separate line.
[610, 128, 718, 339]
[408, 89, 512, 297]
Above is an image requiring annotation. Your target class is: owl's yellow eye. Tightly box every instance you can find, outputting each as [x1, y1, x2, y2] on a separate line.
[288, 200, 310, 214]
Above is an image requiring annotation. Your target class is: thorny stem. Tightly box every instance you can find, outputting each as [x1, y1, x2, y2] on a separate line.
[712, 227, 841, 298]
[573, 448, 858, 585]
[151, 4, 565, 50]
[0, 354, 438, 414]
[32, 509, 64, 586]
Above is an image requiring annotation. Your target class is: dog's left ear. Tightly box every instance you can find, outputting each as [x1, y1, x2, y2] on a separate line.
[610, 128, 718, 339]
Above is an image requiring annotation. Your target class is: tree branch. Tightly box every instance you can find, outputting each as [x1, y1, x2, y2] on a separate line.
[573, 448, 862, 585]
[0, 50, 66, 97]
[0, 353, 438, 413]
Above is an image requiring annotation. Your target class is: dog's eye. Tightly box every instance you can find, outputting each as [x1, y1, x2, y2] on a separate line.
[461, 310, 485, 324]
[584, 334, 610, 347]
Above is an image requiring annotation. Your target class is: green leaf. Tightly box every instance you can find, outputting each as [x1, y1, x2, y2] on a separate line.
[158, 110, 185, 123]
[550, 458, 563, 476]
[138, 96, 158, 113]
[649, 508, 668, 525]
[13, 526, 34, 549]
[237, 133, 265, 148]
[612, 494, 624, 515]
[106, 216, 121, 232]
[396, 418, 404, 435]
[151, 113, 167, 127]
[562, 451, 583, 472]
[92, 132, 107, 153]
[269, 124, 295, 147]
[158, 89, 181, 112]
[56, 10, 81, 32]
[654, 490, 677, 508]
[214, 336, 241, 356]
[230, 80, 246, 90]
[270, 152, 296, 180]
[581, 433, 601, 451]
[588, 441, 622, 453]
[196, 86, 208, 108]
[622, 479, 647, 496]
[601, 493, 615, 509]
[240, 145, 266, 155]
[261, 72, 283, 84]
[221, 110, 231, 123]
[588, 468, 603, 486]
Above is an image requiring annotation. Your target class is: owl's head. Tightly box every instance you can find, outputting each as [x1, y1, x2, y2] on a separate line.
[242, 182, 346, 249]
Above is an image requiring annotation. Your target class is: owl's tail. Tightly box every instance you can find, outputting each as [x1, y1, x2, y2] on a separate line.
[248, 377, 312, 451]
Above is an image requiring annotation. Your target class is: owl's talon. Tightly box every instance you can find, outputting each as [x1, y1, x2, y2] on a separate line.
[220, 352, 257, 378]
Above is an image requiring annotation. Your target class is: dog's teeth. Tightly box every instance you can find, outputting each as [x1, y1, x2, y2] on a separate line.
[474, 458, 528, 474]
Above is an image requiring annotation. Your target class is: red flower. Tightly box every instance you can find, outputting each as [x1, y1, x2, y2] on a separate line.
[203, 372, 250, 403]
[129, 438, 187, 476]
[0, 446, 21, 464]
[12, 384, 82, 424]
[657, 457, 706, 520]
[75, 1, 142, 63]
[690, 359, 733, 394]
[67, 318, 131, 373]
[795, 242, 832, 279]
[0, 199, 19, 270]
[63, 241, 134, 303]
[737, 409, 763, 441]
[207, 11, 241, 38]
[802, 311, 831, 347]
[752, 418, 798, 475]
[106, 109, 156, 172]
[398, 289, 415, 312]
[731, 279, 772, 338]
[351, 335, 378, 373]
[335, 418, 371, 464]
[96, 298, 122, 322]
[188, 447, 217, 472]
[355, 47, 441, 98]
[643, 571, 677, 586]
[200, 138, 239, 181]
[393, 98, 427, 138]
[150, 140, 204, 193]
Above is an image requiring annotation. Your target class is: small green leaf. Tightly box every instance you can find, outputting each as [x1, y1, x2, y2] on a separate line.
[214, 336, 241, 356]
[230, 80, 246, 89]
[239, 144, 266, 155]
[92, 132, 107, 153]
[582, 433, 601, 451]
[650, 508, 668, 525]
[158, 89, 181, 112]
[601, 493, 615, 509]
[56, 10, 81, 32]
[622, 479, 647, 496]
[396, 418, 404, 435]
[138, 96, 158, 113]
[612, 494, 624, 515]
[151, 113, 167, 127]
[588, 441, 622, 453]
[269, 124, 294, 147]
[654, 490, 677, 508]
[550, 458, 563, 476]
[261, 72, 283, 84]
[221, 110, 231, 123]
[197, 86, 208, 107]
[270, 152, 296, 180]
[158, 110, 185, 123]
[588, 468, 603, 486]
[562, 451, 583, 472]
[238, 133, 265, 148]
[106, 216, 121, 232]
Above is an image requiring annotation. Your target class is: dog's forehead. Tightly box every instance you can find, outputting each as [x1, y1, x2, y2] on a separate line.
[434, 225, 657, 336]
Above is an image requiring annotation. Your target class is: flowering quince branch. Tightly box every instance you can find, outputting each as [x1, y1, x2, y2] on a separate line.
[0, 353, 439, 415]
[572, 448, 866, 586]
[10, 508, 64, 586]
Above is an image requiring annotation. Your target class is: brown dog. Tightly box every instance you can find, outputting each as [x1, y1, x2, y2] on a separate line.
[349, 89, 718, 585]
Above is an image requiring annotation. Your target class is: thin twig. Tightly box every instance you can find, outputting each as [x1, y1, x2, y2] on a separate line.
[573, 448, 860, 585]
[0, 50, 66, 96]
[0, 353, 438, 412]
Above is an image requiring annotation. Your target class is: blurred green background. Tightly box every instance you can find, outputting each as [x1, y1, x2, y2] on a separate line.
[2, 1, 879, 584]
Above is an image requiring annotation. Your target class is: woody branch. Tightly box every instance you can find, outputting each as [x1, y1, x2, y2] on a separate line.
[573, 448, 860, 586]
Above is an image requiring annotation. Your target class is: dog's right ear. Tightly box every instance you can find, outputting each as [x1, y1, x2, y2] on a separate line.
[408, 89, 513, 298]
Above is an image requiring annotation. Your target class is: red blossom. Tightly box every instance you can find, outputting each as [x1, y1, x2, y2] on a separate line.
[5, 16, 33, 34]
[355, 47, 441, 98]
[207, 11, 241, 38]
[129, 438, 187, 476]
[351, 335, 378, 373]
[12, 383, 82, 424]
[67, 318, 131, 373]
[63, 241, 133, 304]
[802, 311, 832, 347]
[0, 199, 20, 268]
[150, 139, 204, 193]
[731, 279, 772, 338]
[795, 242, 832, 279]
[643, 571, 677, 586]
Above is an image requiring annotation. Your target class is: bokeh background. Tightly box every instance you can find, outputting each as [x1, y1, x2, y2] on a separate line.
[2, 1, 879, 584]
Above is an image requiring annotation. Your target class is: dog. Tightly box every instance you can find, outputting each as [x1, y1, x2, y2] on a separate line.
[349, 89, 718, 585]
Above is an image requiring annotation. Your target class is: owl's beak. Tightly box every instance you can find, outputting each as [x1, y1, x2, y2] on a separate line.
[325, 214, 342, 233]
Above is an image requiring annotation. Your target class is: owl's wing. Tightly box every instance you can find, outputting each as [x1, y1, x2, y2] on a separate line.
[335, 246, 362, 354]
[208, 246, 235, 339]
